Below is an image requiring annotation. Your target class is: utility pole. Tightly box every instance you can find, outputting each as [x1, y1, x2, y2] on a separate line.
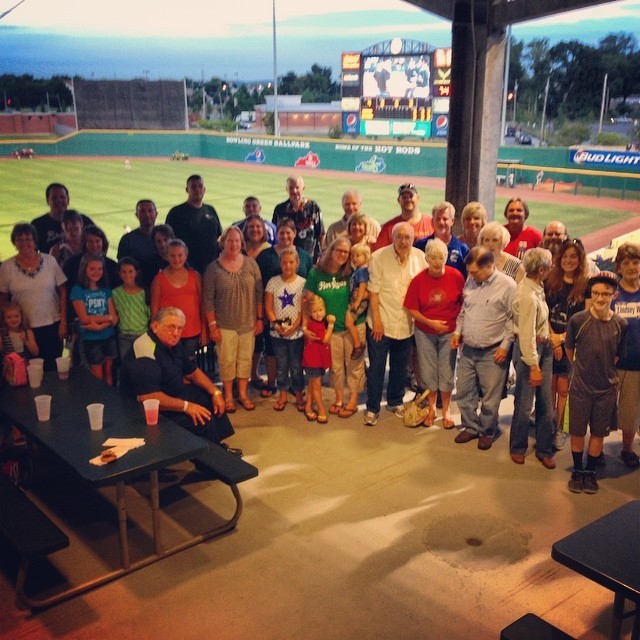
[540, 77, 550, 145]
[598, 73, 608, 133]
[272, 0, 280, 137]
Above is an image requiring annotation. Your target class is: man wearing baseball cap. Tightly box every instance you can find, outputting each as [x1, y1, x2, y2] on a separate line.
[372, 183, 434, 251]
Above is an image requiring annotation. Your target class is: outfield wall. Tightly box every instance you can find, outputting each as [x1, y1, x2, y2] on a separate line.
[1, 130, 637, 192]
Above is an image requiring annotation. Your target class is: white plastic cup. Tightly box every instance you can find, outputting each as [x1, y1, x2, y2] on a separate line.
[29, 358, 44, 368]
[142, 399, 160, 426]
[87, 403, 104, 431]
[34, 395, 52, 421]
[27, 364, 43, 389]
[55, 356, 71, 380]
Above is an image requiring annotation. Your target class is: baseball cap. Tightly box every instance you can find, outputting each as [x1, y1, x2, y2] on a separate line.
[398, 183, 418, 195]
[588, 270, 618, 289]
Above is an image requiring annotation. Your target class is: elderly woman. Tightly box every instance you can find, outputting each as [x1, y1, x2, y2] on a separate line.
[509, 247, 555, 469]
[203, 226, 263, 412]
[304, 236, 366, 417]
[0, 222, 67, 370]
[404, 238, 464, 427]
[254, 218, 313, 396]
[347, 213, 377, 250]
[457, 201, 487, 249]
[478, 221, 525, 283]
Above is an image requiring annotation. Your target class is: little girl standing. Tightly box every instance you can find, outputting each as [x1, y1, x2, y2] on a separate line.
[70, 254, 119, 384]
[344, 243, 370, 360]
[264, 248, 306, 412]
[1, 300, 39, 361]
[112, 257, 150, 359]
[301, 295, 335, 424]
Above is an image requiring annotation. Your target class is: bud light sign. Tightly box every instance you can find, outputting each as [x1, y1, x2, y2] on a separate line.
[343, 112, 359, 135]
[434, 114, 448, 137]
[571, 148, 640, 168]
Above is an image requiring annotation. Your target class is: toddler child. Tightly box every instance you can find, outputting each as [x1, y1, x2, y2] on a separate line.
[1, 301, 39, 360]
[344, 243, 370, 360]
[301, 295, 335, 424]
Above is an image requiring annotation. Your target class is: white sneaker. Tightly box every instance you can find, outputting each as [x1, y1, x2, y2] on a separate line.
[554, 430, 568, 450]
[386, 404, 405, 418]
[363, 411, 379, 426]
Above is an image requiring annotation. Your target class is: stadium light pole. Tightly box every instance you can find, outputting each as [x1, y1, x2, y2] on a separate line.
[272, 0, 280, 137]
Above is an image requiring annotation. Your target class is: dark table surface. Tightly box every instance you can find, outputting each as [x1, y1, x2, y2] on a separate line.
[0, 370, 208, 486]
[551, 500, 640, 602]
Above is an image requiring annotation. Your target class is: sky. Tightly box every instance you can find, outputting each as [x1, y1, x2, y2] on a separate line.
[1, 0, 639, 82]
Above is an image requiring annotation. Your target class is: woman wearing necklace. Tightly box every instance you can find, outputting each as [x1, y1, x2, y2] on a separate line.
[0, 223, 68, 370]
[203, 226, 264, 413]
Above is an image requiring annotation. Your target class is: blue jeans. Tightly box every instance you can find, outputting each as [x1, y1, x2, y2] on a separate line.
[271, 336, 305, 393]
[456, 344, 508, 438]
[365, 327, 412, 413]
[509, 339, 554, 457]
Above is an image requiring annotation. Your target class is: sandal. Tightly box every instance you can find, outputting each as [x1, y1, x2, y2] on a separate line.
[237, 396, 255, 411]
[305, 411, 318, 422]
[328, 403, 343, 415]
[422, 409, 436, 428]
[317, 414, 329, 424]
[260, 386, 276, 398]
[273, 398, 287, 411]
[296, 402, 306, 413]
[338, 406, 358, 419]
[224, 401, 236, 414]
[351, 344, 365, 360]
[442, 416, 456, 429]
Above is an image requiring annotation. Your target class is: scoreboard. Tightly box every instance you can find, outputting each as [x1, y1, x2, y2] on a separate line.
[341, 42, 451, 138]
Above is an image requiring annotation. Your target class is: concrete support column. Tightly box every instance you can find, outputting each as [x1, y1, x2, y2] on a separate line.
[445, 2, 506, 226]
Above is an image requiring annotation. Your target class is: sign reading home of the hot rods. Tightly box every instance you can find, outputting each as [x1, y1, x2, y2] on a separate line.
[570, 148, 640, 168]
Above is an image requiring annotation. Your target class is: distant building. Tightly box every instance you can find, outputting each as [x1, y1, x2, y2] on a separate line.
[255, 96, 341, 134]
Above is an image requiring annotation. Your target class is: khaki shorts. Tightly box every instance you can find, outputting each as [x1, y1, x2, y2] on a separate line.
[617, 369, 640, 435]
[218, 328, 255, 381]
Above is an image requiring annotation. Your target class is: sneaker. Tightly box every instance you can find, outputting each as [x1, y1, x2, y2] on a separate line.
[363, 411, 379, 426]
[620, 449, 640, 468]
[553, 430, 568, 450]
[568, 471, 583, 493]
[582, 471, 599, 494]
[386, 404, 405, 418]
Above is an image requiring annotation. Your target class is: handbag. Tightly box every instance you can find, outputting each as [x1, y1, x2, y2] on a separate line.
[3, 352, 28, 387]
[403, 389, 431, 428]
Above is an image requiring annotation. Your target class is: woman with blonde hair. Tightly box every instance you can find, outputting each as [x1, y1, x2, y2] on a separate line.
[457, 201, 488, 249]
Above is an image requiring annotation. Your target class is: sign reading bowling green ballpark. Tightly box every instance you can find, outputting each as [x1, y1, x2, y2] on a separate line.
[570, 148, 640, 168]
[341, 41, 451, 139]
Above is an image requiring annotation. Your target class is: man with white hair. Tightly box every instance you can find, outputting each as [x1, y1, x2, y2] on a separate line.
[324, 190, 381, 248]
[363, 222, 427, 426]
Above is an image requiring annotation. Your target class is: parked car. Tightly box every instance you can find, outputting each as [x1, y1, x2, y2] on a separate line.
[516, 133, 532, 145]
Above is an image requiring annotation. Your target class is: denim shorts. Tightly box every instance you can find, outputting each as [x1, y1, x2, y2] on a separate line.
[82, 335, 118, 366]
[305, 366, 325, 378]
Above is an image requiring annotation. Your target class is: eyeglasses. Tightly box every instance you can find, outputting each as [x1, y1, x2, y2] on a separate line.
[398, 184, 417, 195]
[591, 290, 614, 299]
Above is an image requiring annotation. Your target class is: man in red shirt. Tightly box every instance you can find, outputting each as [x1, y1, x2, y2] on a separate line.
[373, 183, 434, 251]
[502, 197, 542, 260]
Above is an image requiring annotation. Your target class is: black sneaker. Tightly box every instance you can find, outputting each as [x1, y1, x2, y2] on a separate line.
[220, 442, 244, 458]
[582, 471, 599, 494]
[568, 471, 583, 493]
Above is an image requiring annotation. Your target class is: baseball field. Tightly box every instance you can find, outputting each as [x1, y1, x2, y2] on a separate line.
[0, 156, 638, 260]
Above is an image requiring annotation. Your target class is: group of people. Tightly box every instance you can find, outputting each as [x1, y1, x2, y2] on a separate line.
[0, 175, 637, 492]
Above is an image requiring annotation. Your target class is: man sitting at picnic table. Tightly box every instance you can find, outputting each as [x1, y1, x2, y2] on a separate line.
[120, 306, 243, 458]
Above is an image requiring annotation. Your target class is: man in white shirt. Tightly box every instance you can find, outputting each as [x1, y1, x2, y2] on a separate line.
[363, 222, 427, 426]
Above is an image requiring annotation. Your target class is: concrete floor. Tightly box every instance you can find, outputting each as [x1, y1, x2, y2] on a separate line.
[1, 386, 638, 640]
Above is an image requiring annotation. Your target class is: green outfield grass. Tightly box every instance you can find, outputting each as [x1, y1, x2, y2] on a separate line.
[0, 157, 634, 260]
